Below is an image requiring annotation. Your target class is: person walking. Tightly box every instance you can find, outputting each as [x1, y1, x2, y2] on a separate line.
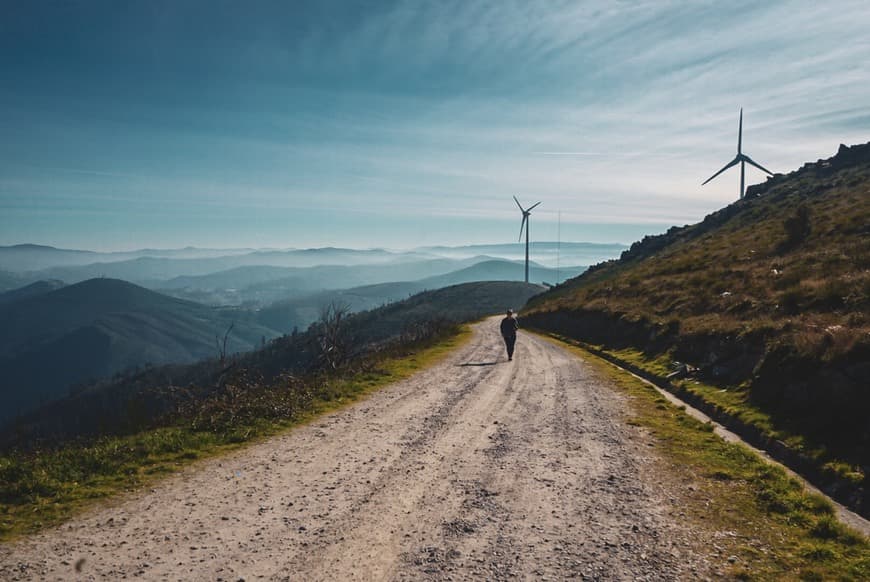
[500, 309, 519, 361]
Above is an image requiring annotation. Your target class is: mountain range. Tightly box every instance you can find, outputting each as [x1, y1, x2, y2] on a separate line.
[0, 278, 279, 425]
[0, 247, 590, 426]
[2, 280, 545, 443]
[255, 259, 585, 333]
[0, 243, 624, 291]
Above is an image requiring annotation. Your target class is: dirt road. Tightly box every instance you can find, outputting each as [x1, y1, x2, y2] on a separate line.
[1, 318, 718, 581]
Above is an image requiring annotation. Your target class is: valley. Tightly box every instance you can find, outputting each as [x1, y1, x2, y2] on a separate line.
[0, 242, 585, 428]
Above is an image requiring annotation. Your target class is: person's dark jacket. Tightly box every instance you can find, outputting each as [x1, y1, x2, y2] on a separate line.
[500, 315, 519, 338]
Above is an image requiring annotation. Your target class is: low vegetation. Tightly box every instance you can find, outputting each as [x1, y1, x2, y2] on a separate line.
[545, 334, 868, 580]
[0, 278, 279, 425]
[2, 281, 540, 446]
[524, 142, 870, 514]
[600, 346, 864, 486]
[1, 280, 537, 540]
[0, 322, 471, 541]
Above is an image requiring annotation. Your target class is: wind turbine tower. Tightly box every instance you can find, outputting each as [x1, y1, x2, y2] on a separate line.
[514, 196, 541, 283]
[702, 108, 773, 199]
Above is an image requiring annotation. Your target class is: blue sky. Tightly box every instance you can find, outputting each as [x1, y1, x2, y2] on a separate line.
[1, 0, 868, 251]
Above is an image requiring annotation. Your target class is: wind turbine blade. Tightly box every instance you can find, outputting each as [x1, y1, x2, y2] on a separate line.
[518, 215, 527, 242]
[742, 155, 773, 176]
[702, 156, 740, 185]
[527, 201, 542, 212]
[738, 108, 743, 154]
[513, 195, 525, 212]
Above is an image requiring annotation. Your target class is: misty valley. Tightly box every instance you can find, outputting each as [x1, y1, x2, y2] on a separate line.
[0, 242, 622, 426]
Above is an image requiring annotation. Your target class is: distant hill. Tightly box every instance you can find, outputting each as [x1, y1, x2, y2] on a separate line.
[0, 244, 255, 273]
[255, 259, 582, 333]
[0, 278, 279, 425]
[3, 243, 624, 295]
[0, 244, 101, 272]
[256, 281, 423, 333]
[156, 257, 490, 306]
[2, 280, 544, 443]
[348, 281, 545, 345]
[419, 259, 585, 289]
[0, 270, 29, 293]
[10, 247, 441, 286]
[0, 280, 65, 304]
[418, 242, 627, 268]
[524, 141, 870, 461]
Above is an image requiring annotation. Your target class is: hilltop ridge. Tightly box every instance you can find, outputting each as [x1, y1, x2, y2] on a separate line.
[605, 141, 870, 267]
[0, 278, 279, 425]
[524, 141, 870, 509]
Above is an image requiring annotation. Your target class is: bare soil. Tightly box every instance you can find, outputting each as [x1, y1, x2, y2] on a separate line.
[1, 318, 722, 581]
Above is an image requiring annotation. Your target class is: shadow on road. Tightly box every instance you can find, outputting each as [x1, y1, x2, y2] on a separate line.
[458, 361, 499, 367]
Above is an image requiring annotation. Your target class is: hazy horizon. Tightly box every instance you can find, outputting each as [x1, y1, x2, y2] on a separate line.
[2, 1, 868, 250]
[1, 239, 629, 254]
[0, 222, 653, 254]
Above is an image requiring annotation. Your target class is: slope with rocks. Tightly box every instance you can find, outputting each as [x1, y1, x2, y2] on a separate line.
[523, 142, 870, 510]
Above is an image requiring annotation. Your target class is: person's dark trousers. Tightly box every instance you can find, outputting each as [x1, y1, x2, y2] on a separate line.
[503, 335, 516, 360]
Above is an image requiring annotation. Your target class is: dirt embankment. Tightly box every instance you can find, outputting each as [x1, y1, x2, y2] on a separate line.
[522, 308, 869, 443]
[523, 309, 869, 517]
[1, 318, 722, 581]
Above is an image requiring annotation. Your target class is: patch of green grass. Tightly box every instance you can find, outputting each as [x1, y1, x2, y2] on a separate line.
[0, 325, 472, 542]
[540, 333, 869, 580]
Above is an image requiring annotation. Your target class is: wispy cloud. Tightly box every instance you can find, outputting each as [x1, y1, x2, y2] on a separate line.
[18, 164, 145, 180]
[1, 1, 869, 249]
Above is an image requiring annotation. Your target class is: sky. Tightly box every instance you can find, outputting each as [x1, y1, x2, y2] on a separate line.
[1, 0, 869, 251]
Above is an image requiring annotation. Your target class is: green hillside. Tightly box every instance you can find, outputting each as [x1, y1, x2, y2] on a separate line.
[0, 280, 65, 304]
[349, 280, 544, 344]
[524, 142, 870, 506]
[1, 280, 542, 446]
[255, 260, 567, 333]
[0, 279, 279, 425]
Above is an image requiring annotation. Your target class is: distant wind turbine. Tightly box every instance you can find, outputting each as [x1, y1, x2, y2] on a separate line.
[702, 108, 773, 199]
[514, 196, 541, 284]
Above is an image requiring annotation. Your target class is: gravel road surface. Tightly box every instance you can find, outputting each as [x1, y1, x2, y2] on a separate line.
[1, 318, 720, 581]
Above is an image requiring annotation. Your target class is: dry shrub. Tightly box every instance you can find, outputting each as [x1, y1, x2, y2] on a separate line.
[185, 370, 313, 433]
[791, 325, 863, 360]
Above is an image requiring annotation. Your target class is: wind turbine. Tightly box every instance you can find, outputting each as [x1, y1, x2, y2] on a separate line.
[514, 196, 541, 283]
[702, 108, 773, 199]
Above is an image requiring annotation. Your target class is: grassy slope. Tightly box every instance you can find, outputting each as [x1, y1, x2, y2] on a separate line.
[0, 279, 277, 424]
[1, 280, 541, 538]
[0, 326, 472, 541]
[2, 281, 543, 447]
[524, 142, 870, 503]
[527, 145, 869, 344]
